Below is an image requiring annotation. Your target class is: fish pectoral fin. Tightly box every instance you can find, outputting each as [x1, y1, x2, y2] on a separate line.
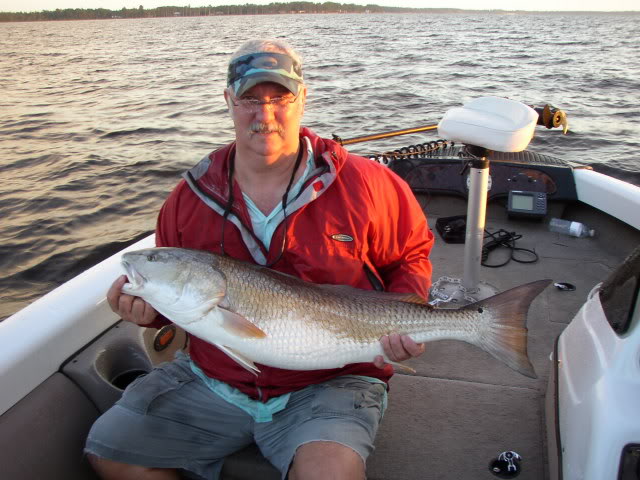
[219, 308, 267, 339]
[218, 296, 232, 310]
[215, 344, 261, 376]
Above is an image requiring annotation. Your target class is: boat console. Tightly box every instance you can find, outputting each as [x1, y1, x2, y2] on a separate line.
[387, 147, 578, 203]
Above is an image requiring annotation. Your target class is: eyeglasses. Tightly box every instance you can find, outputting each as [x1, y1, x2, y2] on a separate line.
[230, 92, 300, 111]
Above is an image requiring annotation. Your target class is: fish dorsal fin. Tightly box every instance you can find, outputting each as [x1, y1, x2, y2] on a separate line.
[219, 308, 267, 339]
[385, 292, 429, 305]
[252, 263, 429, 306]
[316, 283, 429, 305]
[214, 343, 261, 376]
[254, 265, 307, 287]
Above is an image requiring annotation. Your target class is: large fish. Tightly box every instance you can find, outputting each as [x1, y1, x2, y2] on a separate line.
[121, 247, 550, 378]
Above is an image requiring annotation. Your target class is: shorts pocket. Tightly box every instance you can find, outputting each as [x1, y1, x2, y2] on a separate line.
[116, 360, 194, 415]
[310, 377, 386, 424]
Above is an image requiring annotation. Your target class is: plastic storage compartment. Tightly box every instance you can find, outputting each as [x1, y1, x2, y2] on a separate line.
[62, 321, 185, 412]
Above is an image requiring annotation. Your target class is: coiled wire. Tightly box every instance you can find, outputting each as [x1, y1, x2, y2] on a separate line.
[365, 140, 456, 165]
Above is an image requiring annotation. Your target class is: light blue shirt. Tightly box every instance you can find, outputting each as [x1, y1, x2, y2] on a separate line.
[242, 137, 315, 250]
[191, 360, 388, 423]
[190, 361, 290, 422]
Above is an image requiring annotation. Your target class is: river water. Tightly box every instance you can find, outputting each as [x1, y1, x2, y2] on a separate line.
[1, 12, 639, 320]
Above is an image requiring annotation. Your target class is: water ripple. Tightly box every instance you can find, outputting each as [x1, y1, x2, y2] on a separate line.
[0, 12, 639, 320]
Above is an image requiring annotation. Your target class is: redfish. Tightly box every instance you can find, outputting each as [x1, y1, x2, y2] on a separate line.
[121, 247, 549, 378]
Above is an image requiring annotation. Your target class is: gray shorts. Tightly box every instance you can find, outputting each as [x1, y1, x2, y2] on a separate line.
[85, 353, 386, 479]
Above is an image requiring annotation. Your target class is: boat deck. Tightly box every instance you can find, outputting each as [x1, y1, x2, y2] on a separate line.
[2, 189, 638, 480]
[222, 194, 640, 480]
[367, 195, 639, 480]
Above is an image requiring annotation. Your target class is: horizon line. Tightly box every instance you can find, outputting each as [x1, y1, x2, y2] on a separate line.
[2, 6, 639, 14]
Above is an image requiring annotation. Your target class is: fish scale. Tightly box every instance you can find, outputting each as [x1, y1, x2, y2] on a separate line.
[121, 247, 550, 378]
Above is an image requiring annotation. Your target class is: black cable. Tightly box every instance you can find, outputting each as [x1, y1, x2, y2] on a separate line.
[481, 229, 538, 268]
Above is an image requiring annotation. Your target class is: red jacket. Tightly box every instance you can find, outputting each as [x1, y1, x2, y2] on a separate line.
[155, 127, 434, 401]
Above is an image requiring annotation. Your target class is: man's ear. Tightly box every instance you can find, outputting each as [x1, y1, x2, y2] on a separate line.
[223, 89, 233, 112]
[299, 85, 307, 113]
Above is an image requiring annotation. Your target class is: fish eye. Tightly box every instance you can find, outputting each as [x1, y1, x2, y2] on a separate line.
[477, 307, 484, 313]
[147, 254, 156, 262]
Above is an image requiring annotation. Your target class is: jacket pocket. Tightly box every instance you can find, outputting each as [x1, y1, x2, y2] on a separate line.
[286, 234, 367, 286]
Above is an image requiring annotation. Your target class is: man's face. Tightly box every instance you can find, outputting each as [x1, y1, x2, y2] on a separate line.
[225, 82, 306, 159]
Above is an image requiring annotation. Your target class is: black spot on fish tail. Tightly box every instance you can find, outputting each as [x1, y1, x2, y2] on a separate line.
[467, 279, 551, 379]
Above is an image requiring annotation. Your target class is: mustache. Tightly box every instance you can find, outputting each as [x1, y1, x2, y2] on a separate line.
[249, 122, 284, 135]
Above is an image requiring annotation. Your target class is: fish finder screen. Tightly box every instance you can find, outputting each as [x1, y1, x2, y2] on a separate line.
[511, 193, 534, 211]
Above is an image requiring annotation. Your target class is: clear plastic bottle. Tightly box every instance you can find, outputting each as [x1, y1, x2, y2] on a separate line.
[549, 218, 595, 238]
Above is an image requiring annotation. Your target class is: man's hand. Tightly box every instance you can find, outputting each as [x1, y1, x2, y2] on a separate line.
[374, 333, 426, 369]
[106, 275, 157, 326]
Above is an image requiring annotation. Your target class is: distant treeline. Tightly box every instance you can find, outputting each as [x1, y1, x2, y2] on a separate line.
[0, 2, 466, 22]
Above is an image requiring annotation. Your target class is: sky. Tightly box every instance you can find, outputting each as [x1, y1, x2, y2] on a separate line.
[0, 0, 638, 13]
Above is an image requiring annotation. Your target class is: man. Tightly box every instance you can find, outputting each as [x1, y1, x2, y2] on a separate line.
[86, 39, 434, 480]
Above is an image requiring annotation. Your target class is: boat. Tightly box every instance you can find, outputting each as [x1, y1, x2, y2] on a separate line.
[1, 97, 638, 479]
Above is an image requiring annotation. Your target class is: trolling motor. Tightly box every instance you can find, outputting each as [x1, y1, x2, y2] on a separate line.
[332, 103, 567, 146]
[533, 104, 568, 133]
[430, 97, 541, 305]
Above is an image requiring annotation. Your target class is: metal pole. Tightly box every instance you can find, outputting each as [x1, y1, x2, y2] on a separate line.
[462, 155, 490, 292]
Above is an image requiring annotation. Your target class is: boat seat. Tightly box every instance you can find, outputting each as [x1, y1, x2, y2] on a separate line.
[437, 96, 538, 152]
[0, 372, 100, 480]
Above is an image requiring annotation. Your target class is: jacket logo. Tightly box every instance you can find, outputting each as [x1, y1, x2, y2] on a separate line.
[330, 233, 354, 242]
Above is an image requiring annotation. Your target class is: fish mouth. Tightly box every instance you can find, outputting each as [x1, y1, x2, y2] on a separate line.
[121, 259, 146, 289]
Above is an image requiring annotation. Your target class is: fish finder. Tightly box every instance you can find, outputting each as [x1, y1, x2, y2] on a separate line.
[507, 190, 547, 219]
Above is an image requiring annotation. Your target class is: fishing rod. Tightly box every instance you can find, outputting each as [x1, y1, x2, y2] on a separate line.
[332, 104, 568, 146]
[332, 124, 438, 146]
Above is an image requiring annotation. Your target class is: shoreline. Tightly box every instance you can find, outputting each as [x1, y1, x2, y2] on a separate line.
[1, 8, 638, 23]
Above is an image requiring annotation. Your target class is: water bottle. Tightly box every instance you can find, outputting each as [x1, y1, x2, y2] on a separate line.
[549, 218, 595, 238]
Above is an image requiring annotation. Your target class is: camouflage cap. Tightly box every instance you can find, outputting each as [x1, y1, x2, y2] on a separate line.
[227, 52, 304, 97]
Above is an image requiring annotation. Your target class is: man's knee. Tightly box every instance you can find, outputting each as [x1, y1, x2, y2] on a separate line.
[87, 454, 180, 480]
[288, 441, 365, 480]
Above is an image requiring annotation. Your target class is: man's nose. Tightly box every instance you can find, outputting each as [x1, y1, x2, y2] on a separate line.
[254, 102, 277, 120]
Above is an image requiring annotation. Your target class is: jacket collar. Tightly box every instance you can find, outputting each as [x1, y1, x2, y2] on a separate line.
[185, 127, 348, 208]
[182, 128, 348, 265]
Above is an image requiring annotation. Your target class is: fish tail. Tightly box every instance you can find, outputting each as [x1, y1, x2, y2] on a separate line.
[471, 279, 551, 379]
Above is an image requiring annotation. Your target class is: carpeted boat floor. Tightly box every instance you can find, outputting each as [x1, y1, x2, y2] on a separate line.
[222, 196, 640, 480]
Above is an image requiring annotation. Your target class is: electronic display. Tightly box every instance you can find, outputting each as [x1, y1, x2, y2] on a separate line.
[507, 190, 547, 218]
[511, 194, 534, 211]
